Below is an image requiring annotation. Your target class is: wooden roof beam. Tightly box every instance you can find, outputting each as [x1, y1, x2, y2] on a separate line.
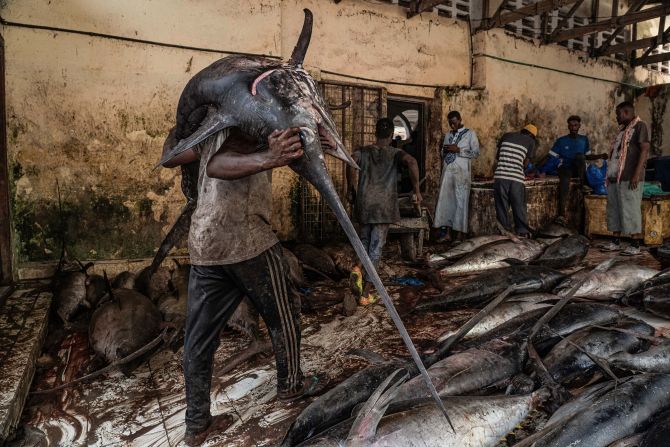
[632, 51, 670, 66]
[602, 26, 670, 54]
[595, 0, 648, 56]
[546, 0, 585, 43]
[481, 0, 580, 30]
[550, 3, 670, 43]
[635, 15, 667, 65]
[407, 0, 447, 18]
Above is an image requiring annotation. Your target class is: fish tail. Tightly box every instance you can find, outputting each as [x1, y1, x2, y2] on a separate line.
[345, 369, 408, 447]
[148, 201, 195, 276]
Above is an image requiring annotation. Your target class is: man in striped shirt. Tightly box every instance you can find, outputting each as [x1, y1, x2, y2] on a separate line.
[493, 124, 537, 237]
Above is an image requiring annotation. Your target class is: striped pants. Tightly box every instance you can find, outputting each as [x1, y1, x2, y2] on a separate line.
[183, 243, 302, 433]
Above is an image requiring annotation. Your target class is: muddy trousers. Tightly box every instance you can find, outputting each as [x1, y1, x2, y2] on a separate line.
[557, 153, 586, 217]
[493, 179, 531, 235]
[183, 243, 303, 434]
[360, 223, 390, 281]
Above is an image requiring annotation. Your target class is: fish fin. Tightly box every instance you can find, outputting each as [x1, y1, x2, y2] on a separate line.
[502, 258, 526, 266]
[148, 201, 195, 276]
[157, 112, 236, 167]
[345, 369, 408, 447]
[346, 348, 387, 365]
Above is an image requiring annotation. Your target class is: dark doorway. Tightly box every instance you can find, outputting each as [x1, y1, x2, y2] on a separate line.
[387, 98, 426, 194]
[0, 35, 11, 286]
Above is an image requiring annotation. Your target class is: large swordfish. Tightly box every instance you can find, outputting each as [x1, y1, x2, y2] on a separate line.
[156, 9, 453, 429]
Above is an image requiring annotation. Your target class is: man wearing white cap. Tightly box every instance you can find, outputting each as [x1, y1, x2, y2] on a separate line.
[493, 124, 537, 237]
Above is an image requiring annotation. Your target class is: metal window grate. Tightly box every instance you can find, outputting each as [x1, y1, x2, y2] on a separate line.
[299, 82, 385, 242]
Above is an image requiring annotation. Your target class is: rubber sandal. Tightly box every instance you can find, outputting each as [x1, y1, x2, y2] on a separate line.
[278, 375, 329, 402]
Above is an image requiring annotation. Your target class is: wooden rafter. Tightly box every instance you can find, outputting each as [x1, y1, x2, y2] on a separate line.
[589, 0, 600, 54]
[636, 14, 667, 65]
[482, 0, 511, 30]
[407, 0, 447, 18]
[546, 0, 585, 43]
[603, 26, 670, 54]
[549, 3, 670, 43]
[632, 51, 670, 66]
[481, 0, 580, 30]
[595, 0, 648, 56]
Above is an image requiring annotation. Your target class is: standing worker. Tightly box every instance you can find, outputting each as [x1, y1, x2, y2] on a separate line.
[546, 115, 607, 223]
[493, 124, 537, 237]
[162, 126, 332, 446]
[433, 111, 480, 243]
[600, 101, 650, 256]
[346, 118, 422, 305]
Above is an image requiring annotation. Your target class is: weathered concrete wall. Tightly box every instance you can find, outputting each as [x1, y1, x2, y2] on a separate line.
[440, 29, 670, 179]
[637, 84, 670, 156]
[2, 0, 468, 267]
[3, 0, 669, 271]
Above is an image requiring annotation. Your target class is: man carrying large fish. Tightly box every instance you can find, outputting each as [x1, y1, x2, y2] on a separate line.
[156, 8, 451, 445]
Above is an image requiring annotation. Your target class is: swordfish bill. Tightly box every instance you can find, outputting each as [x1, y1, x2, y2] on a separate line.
[155, 8, 453, 429]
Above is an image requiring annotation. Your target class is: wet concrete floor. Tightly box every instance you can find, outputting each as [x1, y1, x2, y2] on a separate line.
[7, 240, 663, 446]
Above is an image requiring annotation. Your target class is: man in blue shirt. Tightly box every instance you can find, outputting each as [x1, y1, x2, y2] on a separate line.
[547, 115, 606, 223]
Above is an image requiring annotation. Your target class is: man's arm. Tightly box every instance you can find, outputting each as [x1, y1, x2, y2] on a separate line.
[206, 128, 303, 180]
[630, 141, 650, 190]
[630, 123, 651, 190]
[399, 151, 422, 205]
[163, 149, 199, 168]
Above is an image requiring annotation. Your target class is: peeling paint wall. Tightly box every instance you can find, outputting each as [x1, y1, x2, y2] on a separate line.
[637, 84, 670, 156]
[1, 0, 467, 266]
[2, 0, 669, 269]
[441, 29, 670, 178]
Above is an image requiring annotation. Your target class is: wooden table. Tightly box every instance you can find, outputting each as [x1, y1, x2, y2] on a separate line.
[584, 194, 670, 245]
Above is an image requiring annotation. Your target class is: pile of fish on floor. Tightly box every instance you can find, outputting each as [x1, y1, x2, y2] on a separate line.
[281, 222, 670, 447]
[43, 242, 358, 389]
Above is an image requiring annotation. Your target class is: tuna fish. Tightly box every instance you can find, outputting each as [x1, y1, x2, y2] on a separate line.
[543, 319, 654, 385]
[392, 339, 524, 403]
[520, 374, 670, 447]
[322, 243, 357, 276]
[415, 266, 564, 312]
[609, 341, 670, 374]
[281, 362, 408, 447]
[536, 221, 576, 238]
[640, 409, 670, 446]
[439, 239, 545, 277]
[530, 235, 589, 269]
[641, 283, 670, 319]
[554, 263, 658, 300]
[111, 270, 136, 290]
[342, 371, 549, 447]
[158, 10, 445, 416]
[435, 294, 556, 342]
[461, 303, 623, 354]
[292, 243, 339, 279]
[53, 270, 88, 322]
[427, 235, 509, 267]
[282, 246, 306, 288]
[88, 288, 163, 373]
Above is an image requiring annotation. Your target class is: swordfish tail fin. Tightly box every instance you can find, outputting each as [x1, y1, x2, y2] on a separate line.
[345, 369, 408, 446]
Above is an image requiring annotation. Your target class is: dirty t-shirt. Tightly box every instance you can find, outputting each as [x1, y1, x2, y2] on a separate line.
[188, 129, 278, 265]
[354, 145, 403, 224]
[607, 121, 650, 182]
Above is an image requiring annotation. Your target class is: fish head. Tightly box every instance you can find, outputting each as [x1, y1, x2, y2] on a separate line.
[249, 64, 357, 172]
